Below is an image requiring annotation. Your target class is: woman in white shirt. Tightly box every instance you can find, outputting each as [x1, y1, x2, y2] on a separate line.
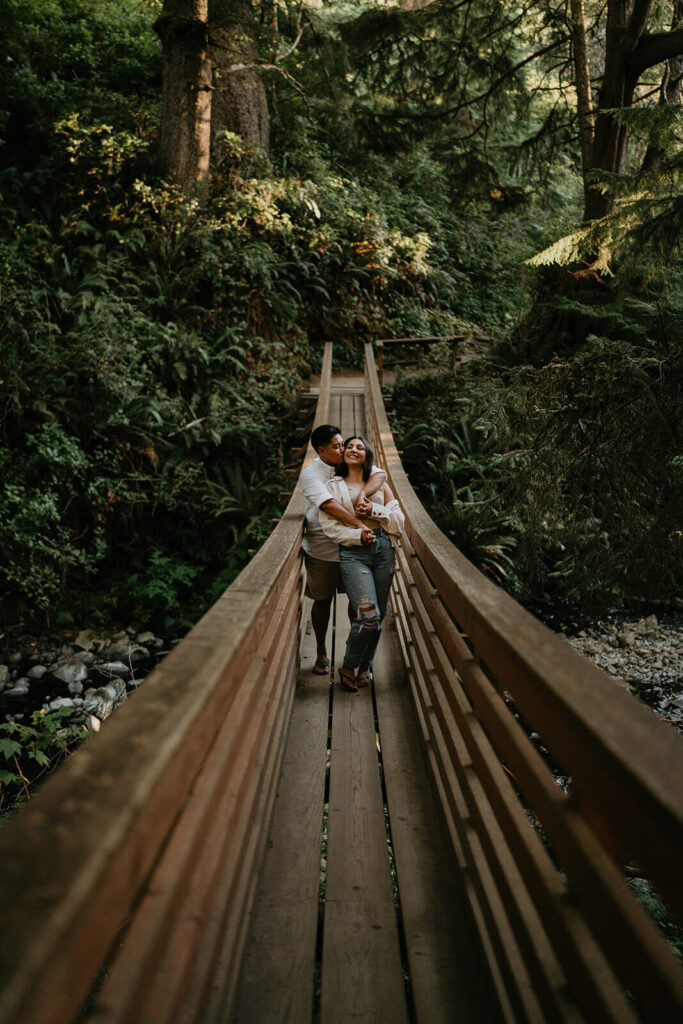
[319, 436, 404, 693]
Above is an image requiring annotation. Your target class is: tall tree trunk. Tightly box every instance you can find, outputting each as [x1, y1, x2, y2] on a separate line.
[570, 0, 595, 209]
[209, 0, 270, 155]
[641, 0, 683, 173]
[155, 0, 212, 190]
[583, 0, 683, 222]
[583, 0, 636, 222]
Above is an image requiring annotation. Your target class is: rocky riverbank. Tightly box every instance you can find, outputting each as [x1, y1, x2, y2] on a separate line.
[0, 625, 173, 730]
[560, 613, 683, 730]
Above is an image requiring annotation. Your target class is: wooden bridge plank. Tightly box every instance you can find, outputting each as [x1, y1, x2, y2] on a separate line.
[86, 565, 303, 1024]
[371, 611, 505, 1024]
[320, 590, 407, 1024]
[228, 607, 330, 1024]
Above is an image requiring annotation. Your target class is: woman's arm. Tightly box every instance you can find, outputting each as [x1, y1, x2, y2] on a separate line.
[319, 478, 376, 545]
[366, 483, 404, 536]
[355, 468, 387, 516]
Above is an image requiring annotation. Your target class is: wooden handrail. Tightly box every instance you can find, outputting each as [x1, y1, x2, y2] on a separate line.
[0, 343, 334, 1024]
[363, 342, 683, 1023]
[374, 333, 491, 379]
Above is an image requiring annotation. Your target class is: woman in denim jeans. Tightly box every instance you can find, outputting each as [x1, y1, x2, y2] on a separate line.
[318, 436, 404, 693]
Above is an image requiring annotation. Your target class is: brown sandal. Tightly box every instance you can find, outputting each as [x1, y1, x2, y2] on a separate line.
[356, 670, 370, 688]
[338, 667, 358, 693]
[313, 657, 330, 675]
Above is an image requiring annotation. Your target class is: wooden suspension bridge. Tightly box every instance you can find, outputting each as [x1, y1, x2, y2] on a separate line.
[0, 343, 682, 1024]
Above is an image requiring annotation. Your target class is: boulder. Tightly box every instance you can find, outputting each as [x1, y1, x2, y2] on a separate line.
[73, 651, 96, 665]
[48, 697, 75, 711]
[5, 679, 30, 697]
[52, 658, 89, 686]
[96, 661, 130, 679]
[74, 629, 98, 652]
[104, 639, 134, 662]
[136, 631, 158, 646]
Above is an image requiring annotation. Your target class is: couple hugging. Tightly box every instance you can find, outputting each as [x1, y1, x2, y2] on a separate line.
[299, 424, 404, 694]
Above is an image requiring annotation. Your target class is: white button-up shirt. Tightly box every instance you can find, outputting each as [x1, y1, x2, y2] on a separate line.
[300, 458, 382, 562]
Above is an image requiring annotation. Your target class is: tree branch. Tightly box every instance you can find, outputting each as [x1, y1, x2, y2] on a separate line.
[632, 27, 683, 76]
[443, 34, 570, 120]
[624, 0, 652, 51]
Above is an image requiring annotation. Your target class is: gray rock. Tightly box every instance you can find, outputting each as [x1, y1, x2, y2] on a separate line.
[104, 639, 133, 662]
[74, 629, 98, 651]
[8, 652, 22, 665]
[27, 664, 48, 680]
[73, 651, 96, 665]
[67, 679, 85, 695]
[52, 658, 89, 686]
[0, 665, 9, 687]
[5, 680, 30, 697]
[48, 697, 75, 711]
[82, 678, 127, 721]
[96, 661, 130, 679]
[136, 631, 158, 645]
[618, 630, 636, 648]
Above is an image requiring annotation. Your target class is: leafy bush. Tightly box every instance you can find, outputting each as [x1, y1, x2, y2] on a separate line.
[391, 337, 682, 608]
[0, 706, 90, 816]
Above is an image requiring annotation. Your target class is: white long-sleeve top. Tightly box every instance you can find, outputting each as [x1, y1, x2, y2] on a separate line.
[299, 457, 384, 561]
[319, 477, 405, 547]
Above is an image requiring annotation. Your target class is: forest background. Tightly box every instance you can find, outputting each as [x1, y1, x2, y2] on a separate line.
[0, 0, 681, 637]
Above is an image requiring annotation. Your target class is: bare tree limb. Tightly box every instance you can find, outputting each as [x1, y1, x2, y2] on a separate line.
[632, 27, 683, 76]
[624, 0, 653, 51]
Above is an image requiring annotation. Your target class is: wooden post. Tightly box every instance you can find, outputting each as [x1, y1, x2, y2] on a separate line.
[376, 340, 384, 383]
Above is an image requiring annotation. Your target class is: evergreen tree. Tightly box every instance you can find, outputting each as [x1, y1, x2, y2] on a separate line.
[155, 0, 213, 189]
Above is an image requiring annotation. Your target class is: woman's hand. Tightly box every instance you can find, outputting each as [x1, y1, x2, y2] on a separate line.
[355, 495, 372, 517]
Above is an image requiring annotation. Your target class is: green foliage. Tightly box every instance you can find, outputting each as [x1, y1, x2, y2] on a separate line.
[0, 707, 89, 815]
[0, 0, 678, 631]
[392, 336, 683, 608]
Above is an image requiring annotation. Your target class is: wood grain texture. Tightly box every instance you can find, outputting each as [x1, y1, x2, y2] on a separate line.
[363, 344, 683, 927]
[364, 345, 683, 1024]
[228, 609, 330, 1024]
[321, 598, 407, 1024]
[372, 610, 505, 1024]
[0, 349, 333, 1024]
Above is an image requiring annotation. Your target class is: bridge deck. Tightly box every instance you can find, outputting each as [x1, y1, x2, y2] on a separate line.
[230, 381, 500, 1024]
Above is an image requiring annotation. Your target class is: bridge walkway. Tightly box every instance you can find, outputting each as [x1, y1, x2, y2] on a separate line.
[230, 378, 499, 1024]
[0, 344, 682, 1024]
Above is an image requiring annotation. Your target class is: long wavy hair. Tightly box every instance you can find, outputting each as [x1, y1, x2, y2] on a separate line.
[335, 435, 374, 482]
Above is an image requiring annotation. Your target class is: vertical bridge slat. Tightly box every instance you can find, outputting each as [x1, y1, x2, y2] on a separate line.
[363, 341, 683, 1024]
[227, 606, 329, 1024]
[0, 345, 334, 1024]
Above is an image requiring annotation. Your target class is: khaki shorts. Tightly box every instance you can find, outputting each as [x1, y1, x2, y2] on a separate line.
[304, 553, 345, 600]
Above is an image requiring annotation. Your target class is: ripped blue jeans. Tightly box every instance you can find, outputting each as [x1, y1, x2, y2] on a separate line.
[339, 530, 396, 672]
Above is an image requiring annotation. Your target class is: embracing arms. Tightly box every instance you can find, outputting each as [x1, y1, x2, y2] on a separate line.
[319, 479, 404, 546]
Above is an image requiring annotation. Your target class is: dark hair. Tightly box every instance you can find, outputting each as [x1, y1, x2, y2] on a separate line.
[311, 424, 341, 453]
[335, 435, 374, 482]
